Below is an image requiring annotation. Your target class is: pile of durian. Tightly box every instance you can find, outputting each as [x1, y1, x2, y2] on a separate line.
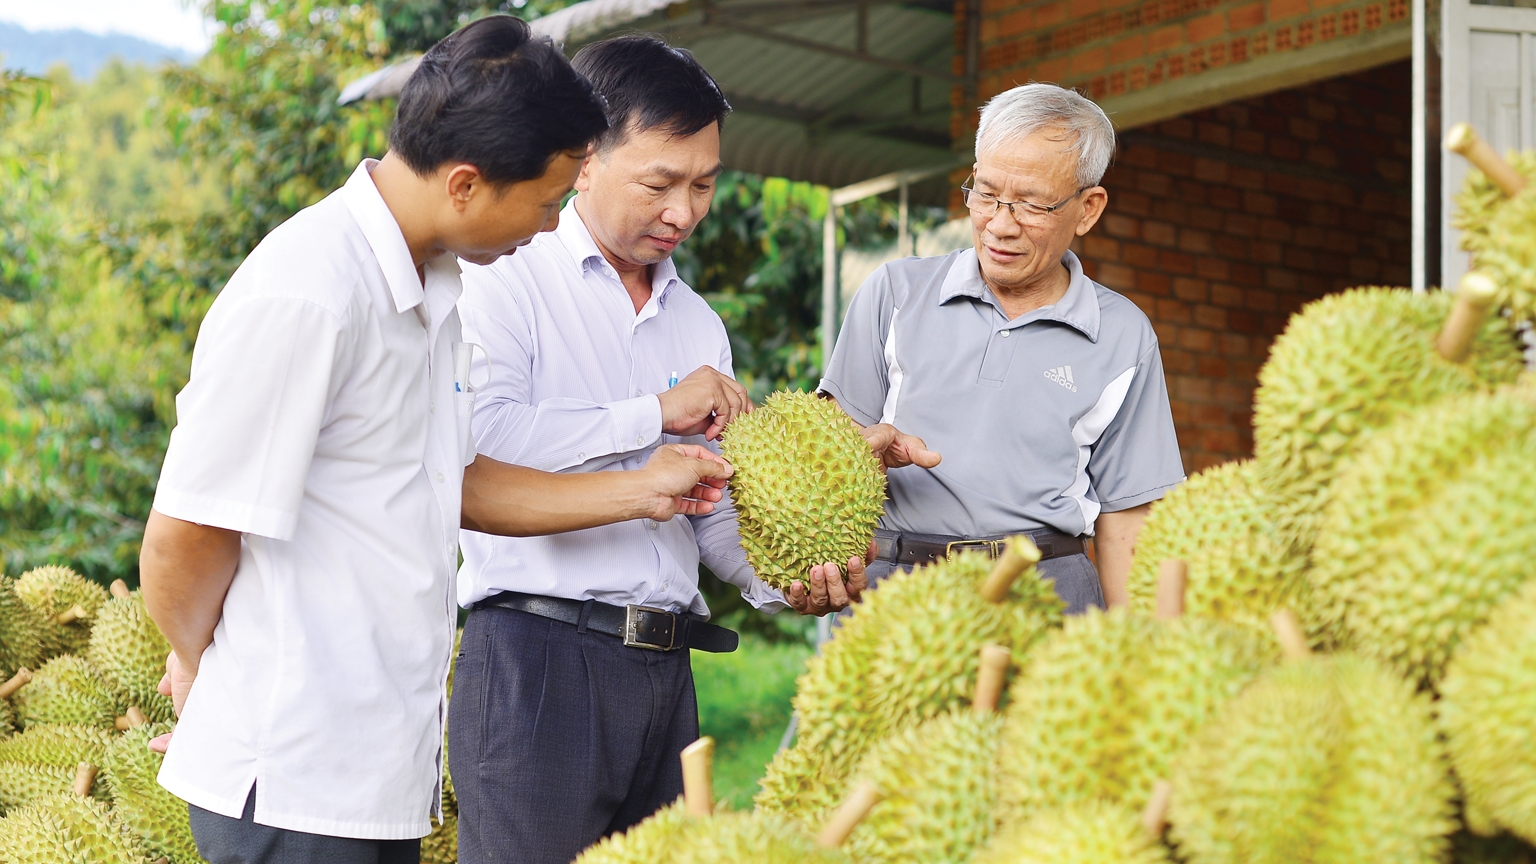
[576, 127, 1536, 864]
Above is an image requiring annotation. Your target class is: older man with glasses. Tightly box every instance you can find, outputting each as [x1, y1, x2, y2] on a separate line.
[819, 82, 1184, 613]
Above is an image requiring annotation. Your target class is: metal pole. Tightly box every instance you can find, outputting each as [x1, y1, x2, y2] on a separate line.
[1412, 0, 1427, 292]
[898, 181, 910, 256]
[820, 201, 840, 376]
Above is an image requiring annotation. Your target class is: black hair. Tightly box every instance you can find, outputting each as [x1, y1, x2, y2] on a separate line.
[570, 34, 731, 152]
[389, 15, 609, 185]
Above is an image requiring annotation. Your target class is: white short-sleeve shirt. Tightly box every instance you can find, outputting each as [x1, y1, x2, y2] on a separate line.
[152, 160, 471, 840]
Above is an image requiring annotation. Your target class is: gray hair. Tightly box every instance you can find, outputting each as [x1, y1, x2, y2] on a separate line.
[975, 83, 1116, 187]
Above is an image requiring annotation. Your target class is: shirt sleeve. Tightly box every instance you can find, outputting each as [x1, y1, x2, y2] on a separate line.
[690, 488, 790, 614]
[153, 294, 347, 541]
[817, 266, 897, 427]
[1086, 340, 1186, 513]
[459, 266, 662, 473]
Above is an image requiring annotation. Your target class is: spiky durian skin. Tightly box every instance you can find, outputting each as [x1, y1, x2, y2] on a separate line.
[672, 810, 848, 864]
[573, 800, 694, 864]
[14, 566, 109, 660]
[101, 722, 198, 863]
[12, 656, 129, 731]
[1309, 385, 1536, 684]
[996, 610, 1273, 824]
[0, 577, 45, 680]
[846, 709, 1002, 864]
[1455, 150, 1536, 326]
[1252, 287, 1523, 560]
[975, 799, 1171, 864]
[86, 592, 175, 724]
[1170, 654, 1456, 864]
[1439, 579, 1536, 845]
[1125, 460, 1311, 639]
[756, 552, 1062, 825]
[0, 792, 150, 863]
[720, 391, 886, 590]
[0, 725, 112, 810]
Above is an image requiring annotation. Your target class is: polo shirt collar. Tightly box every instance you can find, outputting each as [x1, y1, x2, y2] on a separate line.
[558, 199, 680, 307]
[341, 159, 441, 315]
[940, 247, 1102, 343]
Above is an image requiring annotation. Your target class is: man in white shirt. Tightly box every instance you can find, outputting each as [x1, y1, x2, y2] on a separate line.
[450, 35, 937, 864]
[138, 18, 735, 864]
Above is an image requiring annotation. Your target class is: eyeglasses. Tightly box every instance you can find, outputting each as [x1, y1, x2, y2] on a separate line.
[960, 175, 1090, 224]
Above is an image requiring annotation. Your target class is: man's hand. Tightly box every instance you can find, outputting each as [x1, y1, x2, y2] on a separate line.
[657, 366, 751, 440]
[147, 650, 198, 754]
[861, 423, 942, 471]
[637, 444, 734, 521]
[785, 541, 876, 616]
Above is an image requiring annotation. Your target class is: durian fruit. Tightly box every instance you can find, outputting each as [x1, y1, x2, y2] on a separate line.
[1168, 612, 1457, 864]
[975, 798, 1171, 864]
[1125, 460, 1309, 639]
[843, 645, 1012, 864]
[574, 800, 695, 864]
[1252, 287, 1523, 562]
[0, 791, 151, 863]
[720, 390, 886, 590]
[14, 566, 109, 660]
[100, 722, 198, 863]
[1438, 579, 1536, 845]
[1449, 124, 1536, 325]
[1309, 383, 1536, 684]
[0, 577, 45, 680]
[0, 725, 112, 810]
[86, 583, 175, 724]
[995, 565, 1274, 823]
[757, 541, 1062, 826]
[10, 656, 129, 731]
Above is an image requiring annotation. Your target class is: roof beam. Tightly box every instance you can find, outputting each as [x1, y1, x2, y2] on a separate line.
[723, 91, 952, 150]
[701, 17, 956, 81]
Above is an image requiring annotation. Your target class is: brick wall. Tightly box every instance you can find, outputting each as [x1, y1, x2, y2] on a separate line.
[1070, 61, 1412, 472]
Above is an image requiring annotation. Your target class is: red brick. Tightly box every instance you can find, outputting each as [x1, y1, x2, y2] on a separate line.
[1162, 347, 1197, 373]
[1123, 243, 1161, 268]
[1196, 257, 1230, 279]
[1187, 11, 1225, 42]
[1244, 191, 1278, 216]
[1174, 277, 1209, 301]
[1210, 283, 1245, 307]
[1073, 47, 1110, 76]
[1144, 220, 1177, 246]
[1103, 213, 1140, 239]
[1181, 327, 1217, 351]
[1194, 304, 1229, 329]
[1138, 271, 1172, 296]
[1110, 35, 1146, 65]
[1148, 24, 1183, 53]
[1084, 235, 1121, 261]
[1035, 1, 1069, 26]
[1194, 402, 1229, 425]
[1229, 1, 1266, 29]
[1071, 0, 1105, 16]
[1097, 262, 1137, 289]
[1180, 231, 1215, 254]
[1158, 298, 1194, 323]
[1160, 250, 1197, 274]
[999, 8, 1034, 37]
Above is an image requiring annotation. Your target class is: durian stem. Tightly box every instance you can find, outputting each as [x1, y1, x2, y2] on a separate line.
[55, 604, 89, 626]
[1447, 123, 1527, 198]
[680, 737, 715, 817]
[152, 859, 169, 864]
[73, 762, 98, 797]
[109, 579, 131, 599]
[126, 705, 147, 728]
[114, 716, 132, 732]
[1141, 780, 1174, 839]
[817, 781, 881, 849]
[1436, 272, 1501, 363]
[1269, 609, 1310, 661]
[972, 645, 1012, 714]
[1154, 560, 1188, 620]
[979, 536, 1042, 603]
[0, 668, 32, 699]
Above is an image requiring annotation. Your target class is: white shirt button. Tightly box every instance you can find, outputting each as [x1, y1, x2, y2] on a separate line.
[646, 519, 658, 531]
[634, 389, 642, 397]
[435, 472, 445, 483]
[577, 452, 586, 461]
[637, 434, 646, 445]
[429, 401, 435, 414]
[1000, 329, 1011, 338]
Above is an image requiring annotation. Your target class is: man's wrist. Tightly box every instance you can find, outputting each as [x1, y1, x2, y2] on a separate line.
[615, 469, 659, 522]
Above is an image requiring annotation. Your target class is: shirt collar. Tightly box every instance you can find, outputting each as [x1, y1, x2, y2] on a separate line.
[340, 159, 441, 315]
[940, 247, 1102, 342]
[555, 199, 681, 307]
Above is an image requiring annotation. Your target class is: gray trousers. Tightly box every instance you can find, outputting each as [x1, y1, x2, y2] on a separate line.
[188, 786, 420, 864]
[865, 551, 1106, 614]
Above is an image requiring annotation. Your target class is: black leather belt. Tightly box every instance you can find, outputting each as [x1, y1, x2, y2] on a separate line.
[473, 591, 739, 653]
[873, 528, 1084, 567]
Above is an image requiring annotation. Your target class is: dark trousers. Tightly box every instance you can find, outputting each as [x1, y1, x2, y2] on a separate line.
[449, 605, 699, 864]
[864, 551, 1106, 614]
[189, 786, 421, 864]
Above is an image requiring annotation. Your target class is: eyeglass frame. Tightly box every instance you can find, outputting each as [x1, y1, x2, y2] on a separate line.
[959, 174, 1093, 223]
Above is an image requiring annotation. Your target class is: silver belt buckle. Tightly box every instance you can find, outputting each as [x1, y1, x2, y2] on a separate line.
[624, 604, 677, 651]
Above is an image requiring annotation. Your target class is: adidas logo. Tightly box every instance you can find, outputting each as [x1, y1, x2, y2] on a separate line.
[1044, 365, 1078, 392]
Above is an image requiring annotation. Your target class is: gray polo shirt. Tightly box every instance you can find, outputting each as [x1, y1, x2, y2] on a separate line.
[820, 247, 1184, 538]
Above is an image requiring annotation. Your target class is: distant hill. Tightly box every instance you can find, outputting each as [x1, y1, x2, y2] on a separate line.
[0, 21, 192, 79]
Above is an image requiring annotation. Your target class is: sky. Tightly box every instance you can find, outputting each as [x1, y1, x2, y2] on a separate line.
[0, 0, 210, 54]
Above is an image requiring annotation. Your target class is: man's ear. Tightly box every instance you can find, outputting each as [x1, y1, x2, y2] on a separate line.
[573, 147, 596, 194]
[1076, 186, 1109, 236]
[444, 164, 483, 213]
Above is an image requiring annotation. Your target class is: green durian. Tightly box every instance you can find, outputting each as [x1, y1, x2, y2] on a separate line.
[1169, 651, 1456, 864]
[673, 809, 848, 864]
[844, 708, 1003, 864]
[1309, 384, 1536, 684]
[1439, 579, 1536, 845]
[1455, 149, 1536, 325]
[757, 545, 1061, 825]
[101, 722, 198, 863]
[720, 390, 885, 590]
[1125, 460, 1310, 639]
[0, 792, 150, 863]
[975, 799, 1171, 864]
[86, 590, 175, 724]
[1252, 287, 1523, 562]
[11, 656, 128, 731]
[14, 567, 109, 660]
[573, 800, 695, 864]
[996, 610, 1273, 823]
[0, 577, 45, 680]
[0, 725, 112, 810]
